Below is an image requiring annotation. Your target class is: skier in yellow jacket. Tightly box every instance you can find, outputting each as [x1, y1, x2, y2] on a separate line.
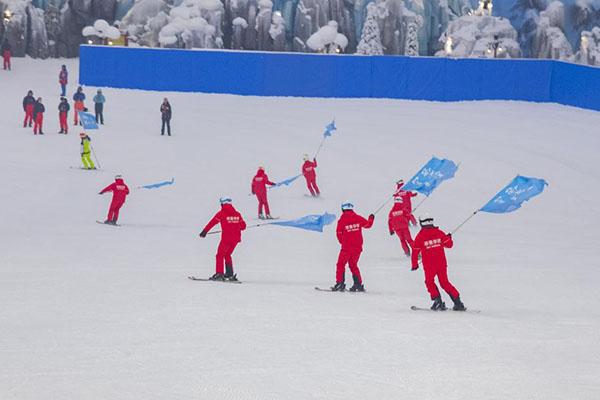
[80, 132, 95, 170]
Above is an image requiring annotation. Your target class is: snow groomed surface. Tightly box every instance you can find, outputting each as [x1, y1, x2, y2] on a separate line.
[80, 46, 600, 111]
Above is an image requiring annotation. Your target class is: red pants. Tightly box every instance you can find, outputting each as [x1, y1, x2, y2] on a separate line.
[2, 54, 9, 70]
[408, 213, 417, 226]
[336, 249, 362, 284]
[393, 227, 413, 255]
[423, 263, 459, 300]
[256, 193, 270, 216]
[107, 200, 124, 222]
[215, 240, 238, 274]
[33, 114, 43, 134]
[305, 176, 320, 196]
[24, 105, 34, 127]
[59, 112, 68, 133]
[74, 102, 84, 124]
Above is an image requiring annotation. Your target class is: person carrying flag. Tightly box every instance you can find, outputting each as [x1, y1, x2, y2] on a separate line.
[79, 132, 95, 169]
[411, 214, 465, 311]
[388, 196, 413, 257]
[301, 154, 320, 197]
[251, 166, 276, 219]
[332, 202, 374, 292]
[58, 97, 70, 134]
[22, 90, 35, 128]
[394, 179, 418, 226]
[199, 197, 247, 282]
[99, 175, 129, 225]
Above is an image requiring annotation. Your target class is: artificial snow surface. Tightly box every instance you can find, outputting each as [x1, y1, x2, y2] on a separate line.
[1, 58, 600, 399]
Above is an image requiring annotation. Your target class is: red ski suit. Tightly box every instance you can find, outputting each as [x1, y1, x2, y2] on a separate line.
[394, 183, 418, 225]
[202, 204, 247, 274]
[411, 226, 459, 300]
[2, 49, 10, 70]
[100, 178, 130, 222]
[302, 159, 320, 196]
[251, 169, 275, 216]
[388, 202, 414, 255]
[335, 211, 374, 284]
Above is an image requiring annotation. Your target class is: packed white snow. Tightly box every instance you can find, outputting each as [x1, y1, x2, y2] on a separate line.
[1, 57, 599, 399]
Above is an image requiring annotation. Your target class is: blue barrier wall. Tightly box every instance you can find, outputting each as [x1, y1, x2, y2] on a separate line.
[79, 45, 600, 111]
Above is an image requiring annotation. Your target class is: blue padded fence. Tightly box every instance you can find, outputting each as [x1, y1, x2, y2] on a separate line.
[79, 45, 600, 112]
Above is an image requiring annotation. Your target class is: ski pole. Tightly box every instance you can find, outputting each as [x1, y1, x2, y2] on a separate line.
[90, 145, 102, 170]
[205, 223, 269, 235]
[373, 195, 394, 215]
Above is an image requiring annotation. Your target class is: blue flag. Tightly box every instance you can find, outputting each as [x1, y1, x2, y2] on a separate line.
[272, 174, 302, 188]
[78, 111, 99, 130]
[323, 120, 336, 138]
[270, 213, 336, 232]
[480, 175, 548, 214]
[139, 178, 175, 189]
[402, 157, 459, 196]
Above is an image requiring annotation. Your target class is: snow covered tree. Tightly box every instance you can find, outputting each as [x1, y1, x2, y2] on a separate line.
[355, 3, 383, 55]
[404, 16, 420, 56]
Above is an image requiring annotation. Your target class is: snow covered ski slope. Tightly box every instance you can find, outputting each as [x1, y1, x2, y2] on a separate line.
[1, 58, 600, 399]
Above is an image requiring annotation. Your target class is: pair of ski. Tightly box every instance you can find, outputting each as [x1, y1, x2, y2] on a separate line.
[314, 287, 365, 293]
[96, 220, 121, 227]
[188, 276, 242, 284]
[410, 305, 480, 314]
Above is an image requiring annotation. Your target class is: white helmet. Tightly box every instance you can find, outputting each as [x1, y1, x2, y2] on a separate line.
[394, 196, 404, 203]
[219, 196, 232, 205]
[419, 213, 434, 227]
[341, 201, 354, 211]
[303, 154, 309, 161]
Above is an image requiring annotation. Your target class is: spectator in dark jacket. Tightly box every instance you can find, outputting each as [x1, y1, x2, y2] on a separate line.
[93, 89, 105, 124]
[160, 98, 172, 136]
[23, 90, 36, 128]
[33, 98, 45, 135]
[58, 97, 70, 134]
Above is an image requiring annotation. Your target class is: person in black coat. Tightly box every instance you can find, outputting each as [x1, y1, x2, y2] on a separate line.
[22, 90, 36, 127]
[160, 98, 172, 136]
[33, 98, 45, 135]
[58, 97, 70, 134]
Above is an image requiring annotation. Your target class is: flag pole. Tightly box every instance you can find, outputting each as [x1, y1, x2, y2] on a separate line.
[206, 223, 270, 235]
[313, 136, 326, 159]
[450, 210, 479, 235]
[373, 195, 394, 215]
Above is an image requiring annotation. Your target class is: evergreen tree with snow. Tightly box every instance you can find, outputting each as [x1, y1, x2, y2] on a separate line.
[405, 19, 419, 56]
[355, 3, 384, 55]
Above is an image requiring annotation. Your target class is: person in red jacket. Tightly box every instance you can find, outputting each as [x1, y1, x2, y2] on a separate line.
[411, 214, 465, 311]
[22, 90, 35, 128]
[99, 175, 130, 225]
[2, 39, 11, 71]
[301, 154, 320, 197]
[394, 179, 418, 226]
[251, 166, 276, 219]
[199, 197, 247, 281]
[332, 201, 375, 292]
[388, 196, 413, 257]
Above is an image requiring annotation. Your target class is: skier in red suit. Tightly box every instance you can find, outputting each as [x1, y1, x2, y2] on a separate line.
[332, 201, 375, 292]
[301, 154, 320, 196]
[411, 214, 465, 311]
[199, 197, 247, 281]
[22, 91, 35, 128]
[394, 179, 418, 226]
[388, 197, 413, 257]
[251, 166, 276, 219]
[99, 175, 130, 225]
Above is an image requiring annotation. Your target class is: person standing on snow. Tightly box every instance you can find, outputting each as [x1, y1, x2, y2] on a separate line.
[301, 154, 320, 197]
[58, 97, 70, 134]
[2, 39, 11, 70]
[72, 86, 86, 125]
[251, 166, 276, 219]
[93, 89, 105, 124]
[79, 132, 95, 170]
[332, 202, 375, 292]
[411, 215, 465, 311]
[99, 175, 129, 225]
[22, 90, 35, 128]
[394, 179, 418, 226]
[388, 196, 414, 257]
[32, 98, 45, 135]
[160, 98, 172, 136]
[59, 65, 68, 97]
[199, 197, 247, 282]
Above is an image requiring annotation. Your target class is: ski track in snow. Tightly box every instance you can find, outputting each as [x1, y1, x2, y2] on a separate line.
[1, 58, 599, 399]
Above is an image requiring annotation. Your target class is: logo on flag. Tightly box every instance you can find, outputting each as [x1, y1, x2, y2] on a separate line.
[323, 120, 336, 138]
[480, 175, 548, 214]
[402, 157, 459, 196]
[78, 111, 99, 130]
[270, 213, 336, 232]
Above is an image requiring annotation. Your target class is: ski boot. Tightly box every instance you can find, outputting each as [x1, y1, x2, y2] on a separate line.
[224, 264, 238, 281]
[451, 296, 466, 311]
[331, 282, 346, 292]
[266, 214, 274, 220]
[348, 275, 365, 292]
[430, 296, 447, 311]
[404, 250, 411, 257]
[258, 213, 265, 220]
[209, 273, 225, 281]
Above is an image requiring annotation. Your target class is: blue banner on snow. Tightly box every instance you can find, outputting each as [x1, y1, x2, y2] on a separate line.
[270, 213, 336, 232]
[139, 178, 175, 189]
[78, 111, 98, 130]
[402, 157, 458, 197]
[480, 175, 548, 214]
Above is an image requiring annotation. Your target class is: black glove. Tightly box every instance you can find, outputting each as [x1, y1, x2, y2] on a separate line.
[389, 230, 394, 236]
[369, 214, 375, 220]
[447, 233, 452, 238]
[199, 230, 207, 238]
[411, 265, 419, 271]
[98, 192, 103, 195]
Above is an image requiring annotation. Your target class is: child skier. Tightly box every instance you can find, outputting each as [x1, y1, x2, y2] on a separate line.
[301, 154, 320, 196]
[79, 132, 95, 169]
[73, 86, 86, 125]
[199, 197, 247, 281]
[394, 179, 418, 226]
[388, 196, 413, 257]
[99, 175, 129, 225]
[251, 166, 276, 219]
[411, 214, 465, 311]
[22, 90, 35, 128]
[332, 202, 375, 292]
[58, 97, 70, 134]
[32, 98, 45, 135]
